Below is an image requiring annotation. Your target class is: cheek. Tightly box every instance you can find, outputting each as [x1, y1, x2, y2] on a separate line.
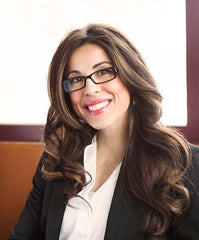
[69, 92, 81, 107]
[111, 79, 130, 101]
[69, 93, 83, 117]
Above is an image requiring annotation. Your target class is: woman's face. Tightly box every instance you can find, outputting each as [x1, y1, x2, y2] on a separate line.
[68, 43, 130, 131]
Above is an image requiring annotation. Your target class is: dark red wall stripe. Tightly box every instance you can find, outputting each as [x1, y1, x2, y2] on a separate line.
[0, 125, 44, 142]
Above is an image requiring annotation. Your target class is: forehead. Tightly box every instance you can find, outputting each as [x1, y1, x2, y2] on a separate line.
[68, 44, 111, 71]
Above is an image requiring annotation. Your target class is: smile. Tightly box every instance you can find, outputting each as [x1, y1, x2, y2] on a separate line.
[87, 101, 109, 111]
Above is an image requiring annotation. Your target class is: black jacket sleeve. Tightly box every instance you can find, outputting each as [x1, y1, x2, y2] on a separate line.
[167, 144, 199, 239]
[8, 153, 46, 240]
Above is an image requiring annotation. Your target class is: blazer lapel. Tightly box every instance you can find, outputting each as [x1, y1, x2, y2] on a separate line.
[45, 179, 66, 240]
[104, 178, 130, 240]
[104, 175, 148, 240]
[45, 155, 84, 240]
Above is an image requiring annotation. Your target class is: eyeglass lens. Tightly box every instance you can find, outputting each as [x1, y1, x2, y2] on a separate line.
[63, 67, 117, 92]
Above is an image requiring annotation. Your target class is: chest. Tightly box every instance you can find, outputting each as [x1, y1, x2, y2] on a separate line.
[41, 178, 151, 240]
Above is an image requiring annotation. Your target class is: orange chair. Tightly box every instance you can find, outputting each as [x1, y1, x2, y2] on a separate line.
[0, 142, 43, 240]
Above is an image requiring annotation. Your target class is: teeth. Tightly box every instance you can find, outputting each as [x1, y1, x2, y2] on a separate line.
[88, 101, 109, 111]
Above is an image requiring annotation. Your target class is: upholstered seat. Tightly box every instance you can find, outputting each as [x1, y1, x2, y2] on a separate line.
[0, 142, 42, 240]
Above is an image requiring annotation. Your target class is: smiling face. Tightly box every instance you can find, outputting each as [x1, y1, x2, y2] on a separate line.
[68, 43, 130, 131]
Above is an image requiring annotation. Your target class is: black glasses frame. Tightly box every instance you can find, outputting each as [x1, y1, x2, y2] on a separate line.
[63, 66, 118, 92]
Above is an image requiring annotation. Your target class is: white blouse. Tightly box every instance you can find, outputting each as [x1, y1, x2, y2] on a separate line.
[59, 136, 121, 240]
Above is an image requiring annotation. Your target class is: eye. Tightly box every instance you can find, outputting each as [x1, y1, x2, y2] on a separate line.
[96, 68, 112, 76]
[69, 77, 84, 84]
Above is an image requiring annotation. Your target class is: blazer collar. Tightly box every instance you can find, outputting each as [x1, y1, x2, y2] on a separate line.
[44, 155, 131, 240]
[45, 179, 66, 240]
[45, 177, 129, 240]
[45, 155, 84, 240]
[104, 177, 130, 240]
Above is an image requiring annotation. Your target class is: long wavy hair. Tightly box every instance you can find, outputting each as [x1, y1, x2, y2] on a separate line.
[42, 23, 191, 239]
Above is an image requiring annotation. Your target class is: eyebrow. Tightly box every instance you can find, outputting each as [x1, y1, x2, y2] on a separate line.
[93, 61, 112, 69]
[67, 61, 112, 76]
[67, 70, 80, 75]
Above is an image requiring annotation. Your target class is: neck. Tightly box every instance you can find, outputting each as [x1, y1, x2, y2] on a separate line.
[97, 122, 127, 164]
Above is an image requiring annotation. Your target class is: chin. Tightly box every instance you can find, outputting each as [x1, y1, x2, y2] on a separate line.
[88, 122, 112, 131]
[89, 125, 107, 130]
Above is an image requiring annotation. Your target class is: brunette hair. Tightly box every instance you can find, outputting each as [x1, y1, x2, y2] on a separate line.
[42, 23, 191, 239]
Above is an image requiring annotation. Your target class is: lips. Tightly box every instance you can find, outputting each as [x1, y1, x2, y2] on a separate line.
[84, 99, 111, 114]
[87, 101, 109, 111]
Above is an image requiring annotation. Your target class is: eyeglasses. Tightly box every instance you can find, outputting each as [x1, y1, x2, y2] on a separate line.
[63, 66, 118, 92]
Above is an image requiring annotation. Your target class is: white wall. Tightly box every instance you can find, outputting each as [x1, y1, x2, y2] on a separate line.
[0, 0, 186, 125]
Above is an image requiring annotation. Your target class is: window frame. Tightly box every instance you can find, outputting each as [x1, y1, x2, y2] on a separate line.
[175, 0, 199, 144]
[0, 0, 198, 144]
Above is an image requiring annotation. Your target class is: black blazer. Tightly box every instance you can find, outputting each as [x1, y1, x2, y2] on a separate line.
[9, 144, 199, 240]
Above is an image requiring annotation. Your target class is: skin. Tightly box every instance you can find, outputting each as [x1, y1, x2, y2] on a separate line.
[69, 43, 130, 191]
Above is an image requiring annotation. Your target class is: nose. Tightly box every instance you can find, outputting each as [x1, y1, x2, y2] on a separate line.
[83, 78, 101, 96]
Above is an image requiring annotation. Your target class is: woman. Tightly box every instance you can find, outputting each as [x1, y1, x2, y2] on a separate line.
[9, 24, 199, 240]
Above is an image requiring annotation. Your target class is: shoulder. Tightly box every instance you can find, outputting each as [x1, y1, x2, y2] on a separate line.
[185, 143, 199, 192]
[189, 143, 199, 163]
[189, 143, 199, 174]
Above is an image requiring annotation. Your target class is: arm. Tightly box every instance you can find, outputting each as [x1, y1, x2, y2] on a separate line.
[8, 153, 47, 240]
[168, 144, 199, 239]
